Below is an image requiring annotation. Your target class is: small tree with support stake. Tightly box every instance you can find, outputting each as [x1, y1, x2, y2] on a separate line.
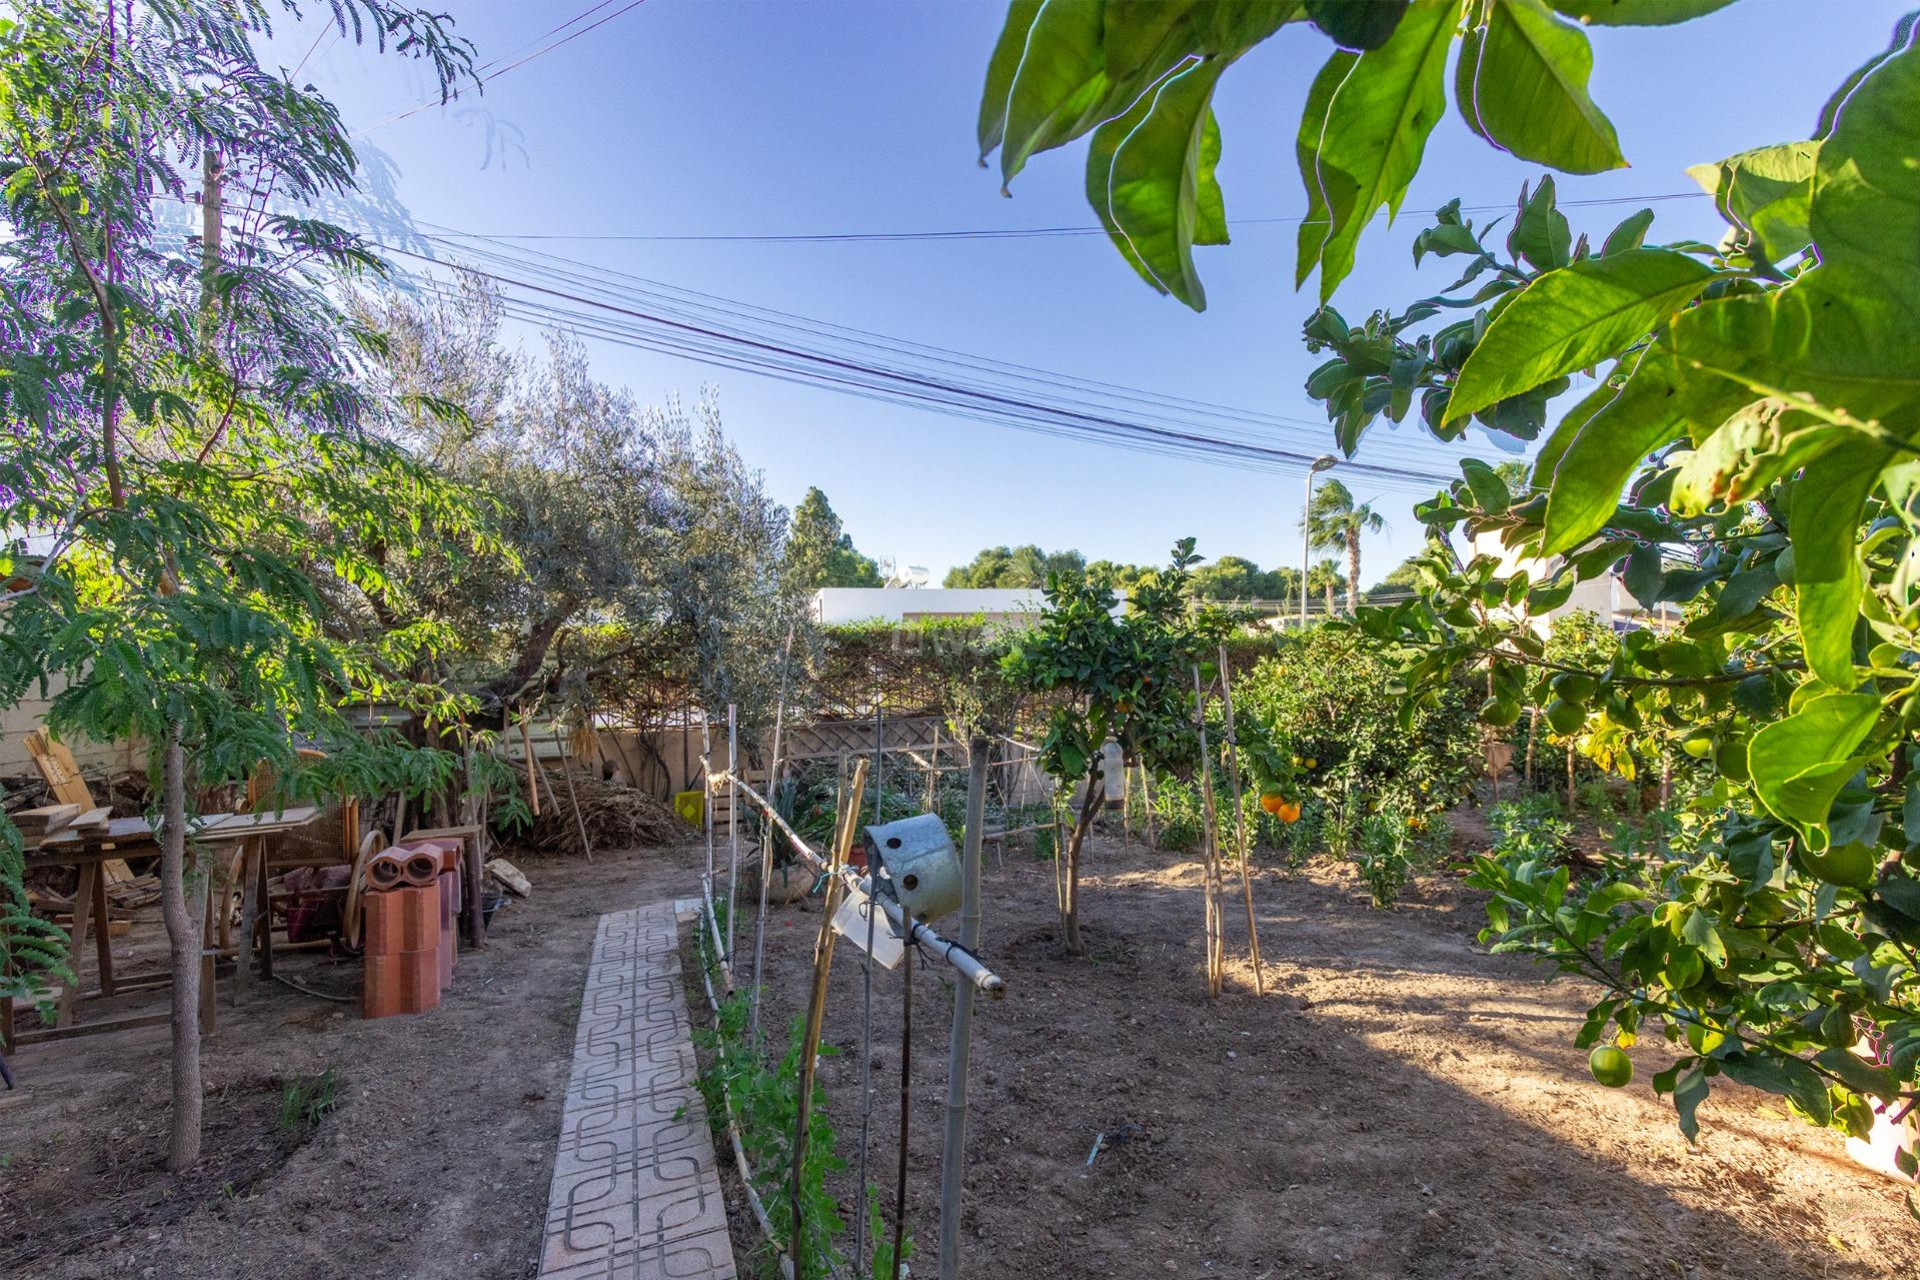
[1003, 540, 1210, 955]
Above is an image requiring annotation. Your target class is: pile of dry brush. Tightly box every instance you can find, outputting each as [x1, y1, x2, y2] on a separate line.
[516, 764, 688, 856]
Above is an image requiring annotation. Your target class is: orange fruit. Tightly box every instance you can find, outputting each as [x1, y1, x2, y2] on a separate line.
[1259, 792, 1286, 816]
[1276, 801, 1302, 824]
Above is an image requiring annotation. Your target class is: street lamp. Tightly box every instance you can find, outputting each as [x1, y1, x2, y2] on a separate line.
[1300, 454, 1338, 629]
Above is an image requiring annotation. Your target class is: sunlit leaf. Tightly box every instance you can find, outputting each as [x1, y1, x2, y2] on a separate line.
[1747, 689, 1880, 835]
[1456, 0, 1627, 175]
[1086, 57, 1231, 309]
[1303, 0, 1456, 299]
[1447, 249, 1716, 423]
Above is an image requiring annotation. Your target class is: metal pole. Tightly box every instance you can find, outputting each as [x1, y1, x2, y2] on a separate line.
[1301, 468, 1315, 630]
[726, 704, 740, 963]
[751, 624, 796, 1043]
[701, 718, 716, 928]
[938, 736, 990, 1280]
[725, 772, 1008, 996]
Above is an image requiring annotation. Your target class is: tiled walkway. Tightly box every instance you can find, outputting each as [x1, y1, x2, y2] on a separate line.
[539, 903, 737, 1280]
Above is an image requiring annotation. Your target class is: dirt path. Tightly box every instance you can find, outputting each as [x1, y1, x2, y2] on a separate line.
[728, 833, 1917, 1280]
[0, 840, 706, 1280]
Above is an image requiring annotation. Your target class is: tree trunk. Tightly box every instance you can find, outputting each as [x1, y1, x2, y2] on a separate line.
[160, 724, 205, 1171]
[1323, 579, 1336, 616]
[1523, 706, 1540, 786]
[1345, 528, 1361, 613]
[484, 597, 579, 710]
[1061, 768, 1104, 956]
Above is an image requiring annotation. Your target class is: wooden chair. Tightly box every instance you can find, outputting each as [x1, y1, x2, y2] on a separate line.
[227, 750, 361, 1002]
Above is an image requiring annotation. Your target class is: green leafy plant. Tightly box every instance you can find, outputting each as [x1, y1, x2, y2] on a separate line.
[1236, 626, 1482, 825]
[1309, 17, 1920, 1145]
[1002, 540, 1218, 953]
[973, 0, 1730, 310]
[276, 1067, 341, 1133]
[0, 0, 486, 1171]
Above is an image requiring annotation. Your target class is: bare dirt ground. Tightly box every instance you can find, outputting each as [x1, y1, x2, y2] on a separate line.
[0, 839, 705, 1280]
[724, 829, 1919, 1280]
[5, 821, 1914, 1280]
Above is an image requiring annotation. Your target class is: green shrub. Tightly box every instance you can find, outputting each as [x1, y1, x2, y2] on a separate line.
[1236, 626, 1481, 823]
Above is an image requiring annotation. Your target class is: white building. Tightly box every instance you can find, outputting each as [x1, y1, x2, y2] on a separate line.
[813, 586, 1133, 628]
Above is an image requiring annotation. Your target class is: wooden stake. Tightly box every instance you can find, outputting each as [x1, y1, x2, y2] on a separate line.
[1217, 645, 1265, 997]
[791, 758, 868, 1278]
[1192, 666, 1224, 998]
[519, 716, 542, 817]
[938, 737, 989, 1280]
[553, 719, 592, 862]
[1141, 764, 1156, 850]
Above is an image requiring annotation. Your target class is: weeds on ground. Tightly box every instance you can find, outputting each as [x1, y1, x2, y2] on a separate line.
[275, 1067, 339, 1132]
[691, 902, 910, 1279]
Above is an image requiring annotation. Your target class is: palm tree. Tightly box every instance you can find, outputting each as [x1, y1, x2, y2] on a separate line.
[1307, 559, 1342, 617]
[1304, 478, 1386, 612]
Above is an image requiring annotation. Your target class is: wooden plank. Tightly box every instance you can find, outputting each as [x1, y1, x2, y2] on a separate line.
[11, 1010, 171, 1046]
[13, 804, 80, 833]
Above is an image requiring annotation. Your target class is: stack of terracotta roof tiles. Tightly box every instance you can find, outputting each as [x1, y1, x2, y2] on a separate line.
[362, 840, 462, 1019]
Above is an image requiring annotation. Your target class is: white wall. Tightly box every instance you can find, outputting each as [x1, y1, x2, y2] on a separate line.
[0, 673, 139, 778]
[814, 587, 1047, 626]
[1470, 530, 1617, 635]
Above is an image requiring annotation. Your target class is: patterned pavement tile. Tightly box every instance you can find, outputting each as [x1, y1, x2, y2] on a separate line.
[540, 903, 736, 1280]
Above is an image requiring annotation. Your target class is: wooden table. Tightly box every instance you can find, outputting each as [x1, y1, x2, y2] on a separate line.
[3, 808, 317, 1051]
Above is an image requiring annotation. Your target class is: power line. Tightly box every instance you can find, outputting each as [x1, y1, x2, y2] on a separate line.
[385, 245, 1460, 489]
[403, 221, 1462, 470]
[352, 0, 648, 136]
[418, 190, 1708, 244]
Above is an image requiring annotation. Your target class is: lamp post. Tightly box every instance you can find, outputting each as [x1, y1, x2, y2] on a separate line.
[1300, 454, 1338, 629]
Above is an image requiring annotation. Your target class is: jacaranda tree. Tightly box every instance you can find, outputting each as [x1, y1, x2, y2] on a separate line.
[0, 0, 490, 1168]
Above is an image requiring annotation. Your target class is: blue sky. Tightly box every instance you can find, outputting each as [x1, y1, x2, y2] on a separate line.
[273, 0, 1909, 585]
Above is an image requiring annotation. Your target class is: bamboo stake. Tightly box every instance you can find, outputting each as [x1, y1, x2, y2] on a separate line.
[1192, 665, 1223, 998]
[751, 625, 796, 1043]
[519, 715, 542, 817]
[1217, 645, 1265, 996]
[937, 737, 989, 1280]
[890, 935, 913, 1280]
[554, 719, 592, 862]
[926, 725, 940, 812]
[792, 757, 869, 1278]
[1142, 764, 1156, 850]
[1121, 756, 1133, 848]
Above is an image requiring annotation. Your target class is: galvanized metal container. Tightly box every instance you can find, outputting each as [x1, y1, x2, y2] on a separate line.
[863, 812, 963, 924]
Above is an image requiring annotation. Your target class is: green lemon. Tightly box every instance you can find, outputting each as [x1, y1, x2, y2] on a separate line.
[1588, 1045, 1634, 1089]
[1681, 732, 1714, 760]
[1714, 739, 1749, 782]
[1550, 672, 1596, 703]
[1481, 696, 1522, 728]
[1546, 698, 1586, 736]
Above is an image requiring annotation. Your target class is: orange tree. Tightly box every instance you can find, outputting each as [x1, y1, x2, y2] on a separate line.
[969, 1, 1920, 1153]
[1002, 540, 1215, 953]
